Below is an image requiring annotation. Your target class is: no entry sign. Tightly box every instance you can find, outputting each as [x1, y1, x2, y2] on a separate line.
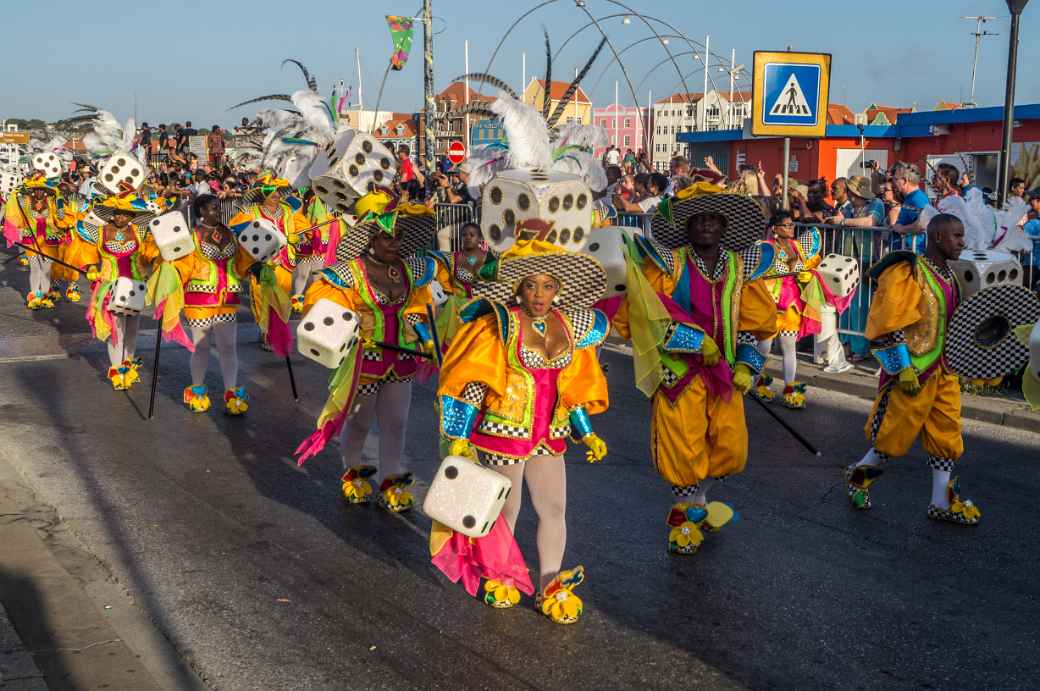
[447, 140, 466, 165]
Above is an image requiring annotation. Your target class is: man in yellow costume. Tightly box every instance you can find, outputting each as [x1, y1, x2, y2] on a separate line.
[610, 194, 776, 555]
[844, 214, 980, 525]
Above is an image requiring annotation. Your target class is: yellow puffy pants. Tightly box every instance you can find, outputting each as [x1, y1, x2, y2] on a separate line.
[651, 376, 748, 488]
[865, 367, 963, 461]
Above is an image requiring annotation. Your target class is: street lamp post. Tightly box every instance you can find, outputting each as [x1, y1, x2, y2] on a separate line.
[996, 0, 1029, 207]
[422, 0, 436, 177]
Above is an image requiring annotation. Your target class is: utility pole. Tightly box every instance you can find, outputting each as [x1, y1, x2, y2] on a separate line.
[996, 0, 1030, 207]
[962, 15, 997, 107]
[422, 0, 435, 176]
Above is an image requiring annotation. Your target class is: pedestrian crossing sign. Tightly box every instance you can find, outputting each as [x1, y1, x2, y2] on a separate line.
[752, 51, 831, 137]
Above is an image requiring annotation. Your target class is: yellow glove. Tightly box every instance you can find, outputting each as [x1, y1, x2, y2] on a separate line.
[448, 437, 476, 461]
[732, 363, 754, 395]
[701, 335, 721, 367]
[422, 340, 437, 357]
[582, 432, 608, 463]
[897, 367, 921, 396]
[796, 271, 813, 284]
[86, 266, 100, 282]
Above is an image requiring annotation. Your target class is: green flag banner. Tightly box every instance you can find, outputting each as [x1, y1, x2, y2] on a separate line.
[386, 15, 415, 71]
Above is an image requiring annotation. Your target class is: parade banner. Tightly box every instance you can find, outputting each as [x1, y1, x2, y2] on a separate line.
[386, 15, 415, 71]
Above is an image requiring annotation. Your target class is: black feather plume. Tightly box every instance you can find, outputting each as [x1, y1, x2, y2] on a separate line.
[450, 73, 518, 100]
[542, 28, 552, 121]
[444, 103, 498, 120]
[228, 94, 294, 110]
[282, 58, 318, 92]
[547, 37, 606, 128]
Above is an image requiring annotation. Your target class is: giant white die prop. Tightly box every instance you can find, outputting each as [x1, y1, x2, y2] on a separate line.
[817, 253, 860, 298]
[297, 298, 360, 368]
[109, 277, 146, 315]
[481, 169, 593, 254]
[147, 211, 195, 261]
[31, 152, 62, 178]
[98, 152, 145, 194]
[0, 169, 22, 198]
[423, 456, 512, 538]
[236, 218, 286, 263]
[949, 250, 1023, 298]
[584, 227, 629, 298]
[308, 131, 397, 215]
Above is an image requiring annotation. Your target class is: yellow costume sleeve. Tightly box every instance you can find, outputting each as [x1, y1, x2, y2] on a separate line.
[228, 210, 254, 227]
[402, 283, 433, 343]
[63, 235, 100, 272]
[169, 252, 203, 284]
[865, 262, 921, 341]
[738, 279, 779, 340]
[436, 314, 508, 399]
[558, 346, 609, 415]
[54, 201, 75, 230]
[3, 196, 25, 230]
[303, 277, 360, 313]
[233, 246, 256, 278]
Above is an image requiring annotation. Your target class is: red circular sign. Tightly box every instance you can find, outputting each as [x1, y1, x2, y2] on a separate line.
[447, 140, 466, 165]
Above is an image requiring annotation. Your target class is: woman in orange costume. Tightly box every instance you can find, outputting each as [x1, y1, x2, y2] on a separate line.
[3, 174, 79, 308]
[607, 194, 776, 556]
[295, 193, 438, 512]
[65, 195, 159, 390]
[228, 174, 308, 349]
[434, 237, 610, 624]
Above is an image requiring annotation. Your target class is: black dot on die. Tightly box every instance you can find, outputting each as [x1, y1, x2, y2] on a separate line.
[264, 234, 272, 241]
[252, 234, 259, 241]
[303, 322, 315, 331]
[342, 312, 353, 321]
[444, 465, 459, 479]
[323, 316, 334, 326]
[462, 515, 476, 529]
[309, 348, 320, 357]
[172, 226, 181, 232]
[173, 246, 181, 252]
[151, 219, 159, 226]
[128, 290, 135, 297]
[589, 242, 600, 252]
[615, 284, 626, 292]
[253, 222, 260, 228]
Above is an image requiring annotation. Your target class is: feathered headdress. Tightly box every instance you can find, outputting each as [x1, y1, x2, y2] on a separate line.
[55, 104, 145, 168]
[448, 33, 610, 192]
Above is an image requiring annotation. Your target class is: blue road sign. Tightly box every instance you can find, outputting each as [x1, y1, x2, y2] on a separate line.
[761, 63, 821, 127]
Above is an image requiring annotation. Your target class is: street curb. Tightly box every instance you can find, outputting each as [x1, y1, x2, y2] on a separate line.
[0, 462, 163, 691]
[764, 360, 1040, 433]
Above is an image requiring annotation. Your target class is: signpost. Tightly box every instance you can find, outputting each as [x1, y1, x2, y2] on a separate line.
[0, 133, 29, 145]
[752, 50, 831, 209]
[446, 140, 466, 166]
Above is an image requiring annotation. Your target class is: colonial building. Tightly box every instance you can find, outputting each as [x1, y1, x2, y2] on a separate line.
[373, 113, 418, 153]
[416, 81, 495, 161]
[522, 79, 592, 126]
[650, 90, 752, 172]
[591, 104, 650, 158]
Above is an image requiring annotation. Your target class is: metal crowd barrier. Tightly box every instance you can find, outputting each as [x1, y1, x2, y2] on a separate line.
[434, 202, 479, 251]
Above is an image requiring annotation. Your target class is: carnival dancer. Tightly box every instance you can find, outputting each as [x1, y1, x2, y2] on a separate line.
[606, 193, 776, 555]
[433, 234, 609, 623]
[428, 221, 498, 343]
[228, 174, 308, 348]
[65, 195, 158, 390]
[153, 194, 257, 414]
[290, 191, 342, 308]
[844, 214, 981, 525]
[295, 193, 438, 512]
[3, 174, 80, 308]
[752, 210, 830, 409]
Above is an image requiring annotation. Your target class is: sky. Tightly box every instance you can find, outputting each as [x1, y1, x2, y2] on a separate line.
[3, 0, 1038, 128]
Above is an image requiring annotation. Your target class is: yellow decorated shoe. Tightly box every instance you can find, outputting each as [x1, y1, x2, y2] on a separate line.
[120, 359, 141, 388]
[223, 387, 249, 416]
[668, 520, 704, 555]
[377, 472, 415, 513]
[753, 374, 775, 402]
[108, 366, 127, 390]
[781, 385, 806, 409]
[341, 465, 377, 504]
[46, 289, 62, 303]
[290, 294, 305, 313]
[39, 297, 55, 309]
[483, 579, 522, 609]
[65, 284, 81, 303]
[927, 477, 981, 526]
[182, 385, 211, 413]
[538, 566, 585, 625]
[26, 292, 42, 310]
[844, 464, 883, 511]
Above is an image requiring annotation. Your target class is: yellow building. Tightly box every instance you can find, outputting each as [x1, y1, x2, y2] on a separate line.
[522, 79, 593, 125]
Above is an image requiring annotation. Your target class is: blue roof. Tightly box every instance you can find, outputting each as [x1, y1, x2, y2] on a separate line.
[676, 102, 1040, 144]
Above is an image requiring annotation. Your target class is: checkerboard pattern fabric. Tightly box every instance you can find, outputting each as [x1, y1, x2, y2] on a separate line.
[476, 418, 528, 439]
[869, 387, 893, 446]
[946, 284, 1040, 378]
[649, 194, 766, 252]
[927, 455, 955, 472]
[671, 484, 700, 497]
[472, 251, 607, 309]
[186, 312, 237, 330]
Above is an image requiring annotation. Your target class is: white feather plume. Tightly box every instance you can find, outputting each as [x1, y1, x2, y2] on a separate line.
[551, 149, 607, 192]
[490, 92, 552, 170]
[554, 122, 609, 151]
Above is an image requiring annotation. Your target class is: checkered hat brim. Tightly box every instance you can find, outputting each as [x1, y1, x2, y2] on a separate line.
[91, 202, 155, 227]
[649, 194, 767, 252]
[946, 284, 1040, 378]
[335, 214, 436, 262]
[471, 251, 607, 309]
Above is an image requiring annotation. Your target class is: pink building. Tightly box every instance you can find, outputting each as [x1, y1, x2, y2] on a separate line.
[592, 104, 651, 159]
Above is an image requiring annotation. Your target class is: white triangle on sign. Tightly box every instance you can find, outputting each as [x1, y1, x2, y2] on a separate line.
[769, 73, 812, 117]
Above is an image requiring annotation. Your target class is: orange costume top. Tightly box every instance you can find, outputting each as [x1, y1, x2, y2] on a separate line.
[437, 301, 609, 462]
[168, 227, 256, 329]
[3, 193, 77, 279]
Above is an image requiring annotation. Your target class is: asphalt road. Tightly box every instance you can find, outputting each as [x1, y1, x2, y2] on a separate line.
[0, 263, 1038, 690]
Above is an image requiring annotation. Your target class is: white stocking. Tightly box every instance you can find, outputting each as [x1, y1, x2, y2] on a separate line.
[779, 332, 798, 384]
[211, 321, 239, 390]
[523, 455, 568, 590]
[340, 391, 378, 470]
[28, 255, 52, 295]
[106, 315, 140, 368]
[374, 381, 412, 479]
[190, 327, 212, 387]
